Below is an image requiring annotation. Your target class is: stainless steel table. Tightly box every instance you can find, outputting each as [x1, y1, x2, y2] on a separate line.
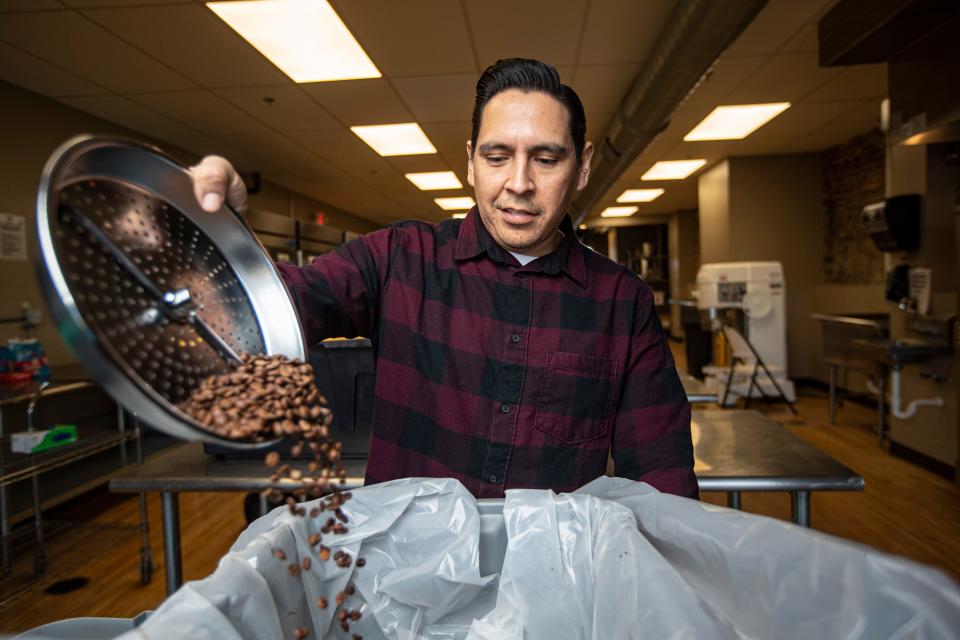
[693, 409, 865, 526]
[681, 373, 719, 403]
[110, 447, 366, 595]
[110, 409, 864, 594]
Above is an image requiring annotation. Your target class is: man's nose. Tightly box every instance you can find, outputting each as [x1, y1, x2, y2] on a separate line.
[505, 159, 534, 195]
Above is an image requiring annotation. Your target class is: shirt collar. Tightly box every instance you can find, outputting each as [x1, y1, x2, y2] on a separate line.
[453, 206, 588, 288]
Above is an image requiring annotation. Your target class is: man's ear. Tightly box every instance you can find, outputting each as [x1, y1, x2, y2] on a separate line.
[576, 141, 595, 192]
[466, 140, 475, 187]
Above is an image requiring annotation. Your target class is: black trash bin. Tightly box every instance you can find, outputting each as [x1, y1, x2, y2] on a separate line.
[680, 306, 712, 379]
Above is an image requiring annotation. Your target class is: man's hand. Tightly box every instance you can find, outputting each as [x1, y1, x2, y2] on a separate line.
[187, 155, 248, 215]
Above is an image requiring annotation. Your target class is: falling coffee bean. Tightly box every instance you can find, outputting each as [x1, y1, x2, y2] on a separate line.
[316, 596, 328, 609]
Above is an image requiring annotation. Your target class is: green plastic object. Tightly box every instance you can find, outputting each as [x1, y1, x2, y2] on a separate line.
[11, 424, 78, 454]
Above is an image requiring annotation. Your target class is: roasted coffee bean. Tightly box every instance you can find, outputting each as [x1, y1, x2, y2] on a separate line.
[308, 507, 320, 518]
[356, 558, 366, 568]
[308, 533, 321, 546]
[288, 563, 300, 577]
[337, 610, 347, 622]
[344, 584, 355, 595]
[349, 611, 362, 622]
[293, 627, 309, 639]
[302, 557, 311, 571]
[335, 509, 348, 523]
[316, 596, 328, 609]
[336, 591, 346, 606]
[273, 548, 286, 561]
[353, 634, 362, 640]
[340, 620, 350, 633]
[319, 546, 331, 561]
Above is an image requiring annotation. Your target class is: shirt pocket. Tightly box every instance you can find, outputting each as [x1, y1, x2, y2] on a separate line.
[534, 351, 618, 445]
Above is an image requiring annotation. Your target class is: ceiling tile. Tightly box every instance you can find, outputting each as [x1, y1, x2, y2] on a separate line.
[0, 0, 63, 10]
[724, 52, 842, 104]
[392, 74, 476, 123]
[826, 99, 882, 131]
[440, 150, 470, 182]
[781, 24, 818, 53]
[60, 94, 200, 141]
[385, 154, 453, 175]
[291, 129, 380, 160]
[587, 112, 612, 142]
[0, 42, 106, 97]
[724, 0, 835, 57]
[802, 64, 887, 103]
[571, 64, 640, 117]
[216, 85, 339, 131]
[300, 79, 412, 126]
[746, 100, 861, 139]
[577, 0, 675, 65]
[61, 0, 184, 5]
[421, 121, 471, 153]
[230, 132, 319, 171]
[83, 4, 290, 88]
[466, 0, 588, 68]
[0, 11, 194, 92]
[333, 155, 402, 183]
[331, 0, 476, 76]
[130, 90, 270, 135]
[293, 158, 352, 183]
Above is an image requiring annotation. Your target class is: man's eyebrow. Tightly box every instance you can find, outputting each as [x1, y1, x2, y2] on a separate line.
[477, 142, 569, 155]
[477, 142, 512, 154]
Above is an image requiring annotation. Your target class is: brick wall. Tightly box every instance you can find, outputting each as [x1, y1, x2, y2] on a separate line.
[821, 128, 886, 284]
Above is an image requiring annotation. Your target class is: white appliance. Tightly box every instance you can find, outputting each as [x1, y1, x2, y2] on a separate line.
[695, 261, 796, 404]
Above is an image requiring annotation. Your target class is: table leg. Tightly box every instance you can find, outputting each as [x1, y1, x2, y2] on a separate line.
[726, 491, 741, 510]
[31, 473, 45, 577]
[878, 375, 887, 447]
[161, 492, 183, 595]
[791, 491, 811, 527]
[829, 364, 837, 424]
[1, 484, 10, 577]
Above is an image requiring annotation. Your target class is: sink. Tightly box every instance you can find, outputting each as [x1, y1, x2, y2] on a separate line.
[851, 337, 952, 367]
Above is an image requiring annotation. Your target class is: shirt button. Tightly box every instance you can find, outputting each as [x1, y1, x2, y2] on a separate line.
[511, 334, 520, 343]
[500, 404, 510, 413]
[488, 474, 498, 483]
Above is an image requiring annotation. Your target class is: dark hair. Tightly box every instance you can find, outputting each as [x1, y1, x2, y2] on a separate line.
[470, 58, 587, 164]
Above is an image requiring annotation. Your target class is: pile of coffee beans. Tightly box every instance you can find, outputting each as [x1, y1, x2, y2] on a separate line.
[179, 353, 367, 639]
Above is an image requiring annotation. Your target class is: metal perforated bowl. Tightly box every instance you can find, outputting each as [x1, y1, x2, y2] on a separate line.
[35, 135, 306, 448]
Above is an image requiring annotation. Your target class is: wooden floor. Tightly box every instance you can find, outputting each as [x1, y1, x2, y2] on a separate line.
[2, 366, 960, 632]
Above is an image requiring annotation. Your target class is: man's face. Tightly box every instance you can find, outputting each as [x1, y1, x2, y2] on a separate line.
[467, 89, 593, 257]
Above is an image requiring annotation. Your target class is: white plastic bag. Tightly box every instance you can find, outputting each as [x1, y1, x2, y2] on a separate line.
[115, 476, 960, 640]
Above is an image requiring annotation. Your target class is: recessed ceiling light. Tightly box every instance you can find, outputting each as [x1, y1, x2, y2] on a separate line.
[350, 123, 437, 156]
[600, 206, 638, 218]
[684, 103, 791, 141]
[405, 171, 463, 190]
[451, 212, 468, 219]
[207, 0, 380, 83]
[616, 188, 665, 203]
[435, 197, 475, 210]
[578, 224, 588, 230]
[641, 159, 707, 181]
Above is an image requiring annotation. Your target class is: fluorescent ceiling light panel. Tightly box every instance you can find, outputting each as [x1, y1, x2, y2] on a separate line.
[350, 123, 437, 156]
[684, 102, 791, 141]
[435, 197, 475, 210]
[451, 212, 468, 219]
[405, 171, 462, 190]
[616, 188, 665, 203]
[207, 0, 381, 83]
[641, 159, 707, 181]
[600, 206, 638, 218]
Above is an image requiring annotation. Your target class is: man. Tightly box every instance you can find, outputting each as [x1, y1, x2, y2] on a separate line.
[191, 58, 697, 499]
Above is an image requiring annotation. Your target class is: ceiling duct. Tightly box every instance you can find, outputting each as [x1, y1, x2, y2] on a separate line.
[573, 0, 769, 225]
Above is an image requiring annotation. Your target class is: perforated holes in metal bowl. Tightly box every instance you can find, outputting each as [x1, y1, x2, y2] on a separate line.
[55, 179, 265, 405]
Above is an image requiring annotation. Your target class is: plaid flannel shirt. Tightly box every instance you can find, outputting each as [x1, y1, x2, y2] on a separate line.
[277, 207, 697, 499]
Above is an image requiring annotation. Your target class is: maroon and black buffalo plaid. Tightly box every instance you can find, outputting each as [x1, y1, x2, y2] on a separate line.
[277, 207, 697, 499]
